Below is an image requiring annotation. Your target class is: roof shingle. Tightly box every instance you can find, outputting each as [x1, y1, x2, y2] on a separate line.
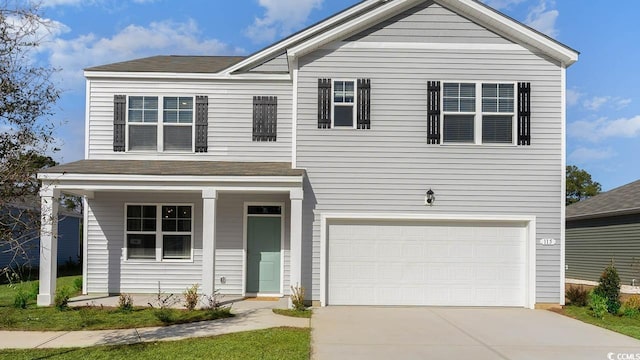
[566, 179, 640, 220]
[85, 55, 246, 73]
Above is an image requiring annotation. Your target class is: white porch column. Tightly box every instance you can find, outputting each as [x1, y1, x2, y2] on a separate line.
[201, 188, 217, 296]
[37, 185, 60, 306]
[289, 188, 304, 308]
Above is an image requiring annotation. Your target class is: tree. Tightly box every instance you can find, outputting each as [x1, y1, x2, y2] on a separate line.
[1, 1, 61, 280]
[566, 165, 602, 206]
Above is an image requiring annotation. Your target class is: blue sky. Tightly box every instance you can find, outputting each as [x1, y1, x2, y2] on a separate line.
[35, 0, 639, 191]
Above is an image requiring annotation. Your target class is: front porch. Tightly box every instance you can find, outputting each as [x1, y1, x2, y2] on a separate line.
[36, 160, 306, 307]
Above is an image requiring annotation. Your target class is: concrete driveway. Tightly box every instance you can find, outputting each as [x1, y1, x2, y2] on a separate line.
[311, 307, 640, 360]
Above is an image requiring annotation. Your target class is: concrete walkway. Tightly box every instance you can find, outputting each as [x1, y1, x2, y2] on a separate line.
[0, 298, 309, 349]
[312, 307, 640, 360]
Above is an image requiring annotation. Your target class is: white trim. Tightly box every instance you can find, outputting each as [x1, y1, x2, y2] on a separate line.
[47, 185, 302, 194]
[38, 173, 303, 183]
[82, 196, 89, 295]
[560, 65, 567, 305]
[319, 212, 537, 309]
[243, 202, 286, 297]
[123, 203, 195, 262]
[325, 41, 527, 52]
[84, 79, 91, 159]
[292, 58, 299, 168]
[84, 71, 292, 81]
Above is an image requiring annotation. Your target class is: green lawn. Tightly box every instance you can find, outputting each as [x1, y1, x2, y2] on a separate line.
[0, 327, 310, 360]
[272, 308, 312, 318]
[0, 276, 232, 331]
[563, 305, 640, 340]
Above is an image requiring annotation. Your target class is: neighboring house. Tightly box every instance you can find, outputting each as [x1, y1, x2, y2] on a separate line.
[0, 199, 81, 271]
[36, 0, 578, 308]
[566, 180, 640, 287]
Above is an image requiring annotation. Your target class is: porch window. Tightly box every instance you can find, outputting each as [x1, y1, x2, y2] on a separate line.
[125, 204, 193, 261]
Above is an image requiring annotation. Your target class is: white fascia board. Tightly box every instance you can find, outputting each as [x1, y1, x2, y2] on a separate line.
[320, 212, 536, 223]
[84, 71, 291, 81]
[439, 0, 578, 66]
[288, 0, 420, 59]
[326, 41, 527, 51]
[37, 172, 304, 184]
[223, 0, 384, 75]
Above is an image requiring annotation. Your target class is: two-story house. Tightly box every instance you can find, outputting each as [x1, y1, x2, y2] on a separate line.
[37, 0, 578, 308]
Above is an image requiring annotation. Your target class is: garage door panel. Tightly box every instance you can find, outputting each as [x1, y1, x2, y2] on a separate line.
[328, 222, 527, 307]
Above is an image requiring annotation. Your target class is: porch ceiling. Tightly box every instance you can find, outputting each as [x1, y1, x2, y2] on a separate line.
[39, 160, 305, 177]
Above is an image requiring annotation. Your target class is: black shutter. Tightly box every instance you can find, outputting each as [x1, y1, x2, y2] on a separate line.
[253, 96, 278, 141]
[517, 82, 531, 145]
[357, 78, 371, 129]
[427, 81, 441, 144]
[113, 95, 126, 152]
[195, 95, 208, 152]
[318, 78, 331, 129]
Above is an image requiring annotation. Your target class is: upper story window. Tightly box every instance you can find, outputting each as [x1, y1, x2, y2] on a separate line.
[441, 82, 515, 145]
[333, 80, 356, 127]
[124, 96, 194, 152]
[114, 94, 207, 153]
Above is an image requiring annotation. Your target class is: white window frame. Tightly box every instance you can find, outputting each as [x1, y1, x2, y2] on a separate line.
[331, 79, 357, 129]
[124, 203, 194, 262]
[126, 95, 196, 152]
[440, 81, 517, 145]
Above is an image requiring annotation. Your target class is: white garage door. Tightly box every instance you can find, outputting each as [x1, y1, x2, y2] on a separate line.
[328, 221, 527, 306]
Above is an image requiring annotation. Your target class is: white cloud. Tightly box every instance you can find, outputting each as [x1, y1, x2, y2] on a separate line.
[568, 146, 615, 164]
[615, 98, 632, 110]
[569, 116, 640, 142]
[525, 0, 559, 37]
[583, 96, 610, 111]
[566, 88, 583, 107]
[39, 19, 244, 89]
[481, 0, 526, 10]
[245, 0, 323, 43]
[40, 0, 97, 7]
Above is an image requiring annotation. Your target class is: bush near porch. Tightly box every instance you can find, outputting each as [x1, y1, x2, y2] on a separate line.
[0, 276, 232, 331]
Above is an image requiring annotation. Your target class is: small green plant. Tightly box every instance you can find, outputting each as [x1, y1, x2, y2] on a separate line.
[154, 308, 175, 323]
[621, 305, 640, 318]
[565, 285, 589, 306]
[13, 288, 29, 309]
[594, 263, 621, 314]
[290, 284, 306, 311]
[73, 277, 83, 292]
[54, 287, 72, 310]
[147, 282, 178, 309]
[183, 283, 200, 311]
[118, 293, 134, 312]
[588, 291, 608, 319]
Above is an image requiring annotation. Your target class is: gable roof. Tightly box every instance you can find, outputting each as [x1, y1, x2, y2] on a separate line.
[566, 179, 640, 221]
[85, 55, 245, 73]
[85, 0, 578, 78]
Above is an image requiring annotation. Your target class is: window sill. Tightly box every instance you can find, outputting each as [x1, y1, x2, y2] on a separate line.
[123, 258, 194, 263]
[439, 143, 518, 147]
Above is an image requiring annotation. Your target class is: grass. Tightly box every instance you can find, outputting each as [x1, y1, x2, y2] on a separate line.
[0, 327, 310, 360]
[272, 308, 312, 318]
[561, 305, 640, 340]
[0, 276, 233, 331]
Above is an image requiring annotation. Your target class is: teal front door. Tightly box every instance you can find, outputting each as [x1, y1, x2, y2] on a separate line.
[246, 216, 281, 293]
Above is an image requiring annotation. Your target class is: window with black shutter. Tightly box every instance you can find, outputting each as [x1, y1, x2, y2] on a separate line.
[253, 96, 277, 141]
[318, 78, 371, 129]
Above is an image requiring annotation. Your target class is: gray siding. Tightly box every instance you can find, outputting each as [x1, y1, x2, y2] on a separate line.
[247, 53, 289, 73]
[347, 1, 512, 44]
[566, 216, 640, 286]
[87, 79, 292, 161]
[297, 47, 563, 302]
[85, 191, 291, 295]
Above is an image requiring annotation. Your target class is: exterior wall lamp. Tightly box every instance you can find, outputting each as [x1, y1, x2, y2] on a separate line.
[425, 188, 435, 205]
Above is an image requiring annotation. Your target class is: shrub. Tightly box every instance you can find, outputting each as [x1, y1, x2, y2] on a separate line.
[290, 285, 306, 311]
[118, 293, 134, 312]
[565, 285, 588, 306]
[154, 309, 175, 323]
[147, 282, 177, 310]
[594, 264, 621, 314]
[588, 291, 608, 319]
[13, 289, 29, 309]
[54, 287, 72, 310]
[183, 283, 200, 311]
[73, 278, 83, 292]
[621, 305, 640, 318]
[625, 295, 640, 310]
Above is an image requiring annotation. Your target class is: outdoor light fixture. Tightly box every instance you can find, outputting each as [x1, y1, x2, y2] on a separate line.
[425, 188, 435, 205]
